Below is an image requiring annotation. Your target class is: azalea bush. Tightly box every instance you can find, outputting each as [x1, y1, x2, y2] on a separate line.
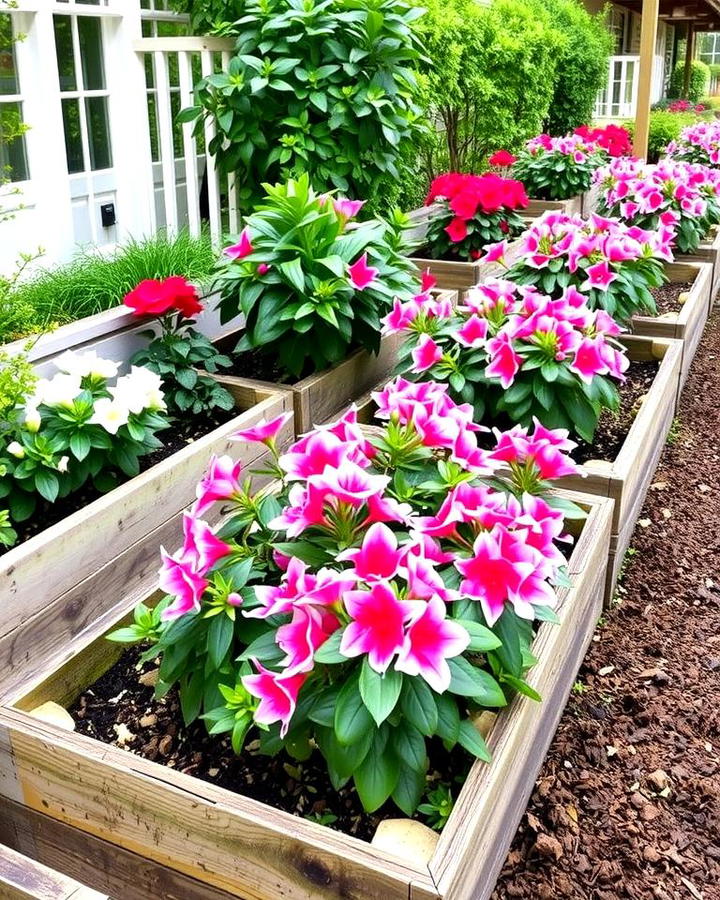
[666, 120, 720, 168]
[125, 276, 235, 417]
[386, 278, 628, 441]
[214, 175, 419, 377]
[596, 157, 720, 253]
[111, 378, 584, 817]
[421, 173, 528, 262]
[181, 0, 426, 213]
[510, 133, 606, 200]
[0, 351, 169, 541]
[502, 211, 673, 323]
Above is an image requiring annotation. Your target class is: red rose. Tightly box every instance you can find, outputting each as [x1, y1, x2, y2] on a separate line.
[489, 149, 517, 167]
[124, 276, 203, 319]
[162, 276, 204, 318]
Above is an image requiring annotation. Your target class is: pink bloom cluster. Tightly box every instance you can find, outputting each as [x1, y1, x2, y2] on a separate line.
[597, 156, 720, 232]
[525, 132, 602, 164]
[383, 277, 629, 391]
[512, 210, 674, 280]
[667, 121, 720, 167]
[157, 386, 579, 738]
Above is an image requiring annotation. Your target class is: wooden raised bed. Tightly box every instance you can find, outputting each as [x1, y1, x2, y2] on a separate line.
[678, 225, 720, 309]
[0, 840, 107, 900]
[523, 194, 583, 219]
[0, 382, 294, 696]
[214, 289, 458, 435]
[0, 489, 612, 900]
[630, 261, 712, 390]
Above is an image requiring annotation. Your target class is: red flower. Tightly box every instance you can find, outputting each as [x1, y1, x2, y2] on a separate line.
[124, 276, 203, 319]
[489, 149, 517, 167]
[445, 216, 468, 242]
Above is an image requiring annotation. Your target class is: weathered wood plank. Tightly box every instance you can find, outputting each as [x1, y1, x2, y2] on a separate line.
[408, 243, 522, 293]
[679, 225, 720, 309]
[0, 839, 107, 900]
[429, 495, 614, 900]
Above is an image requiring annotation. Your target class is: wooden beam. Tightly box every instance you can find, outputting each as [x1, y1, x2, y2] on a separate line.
[683, 23, 696, 98]
[634, 0, 660, 162]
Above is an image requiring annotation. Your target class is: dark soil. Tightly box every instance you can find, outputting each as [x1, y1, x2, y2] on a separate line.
[11, 407, 238, 547]
[649, 281, 695, 316]
[69, 644, 472, 842]
[493, 309, 720, 900]
[214, 333, 297, 385]
[573, 360, 659, 466]
[411, 245, 474, 264]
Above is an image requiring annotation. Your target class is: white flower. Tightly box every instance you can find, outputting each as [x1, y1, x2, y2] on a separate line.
[57, 455, 69, 473]
[23, 407, 41, 433]
[55, 350, 119, 380]
[112, 366, 165, 414]
[90, 398, 130, 435]
[110, 383, 146, 415]
[144, 388, 167, 412]
[34, 373, 83, 408]
[6, 441, 24, 459]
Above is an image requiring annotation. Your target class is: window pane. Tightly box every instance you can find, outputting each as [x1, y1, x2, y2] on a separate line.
[0, 101, 28, 181]
[78, 15, 105, 90]
[0, 14, 19, 96]
[61, 97, 84, 173]
[86, 95, 112, 170]
[54, 16, 77, 92]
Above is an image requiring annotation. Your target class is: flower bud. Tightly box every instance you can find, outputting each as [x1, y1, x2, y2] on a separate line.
[57, 455, 69, 473]
[24, 407, 41, 433]
[7, 441, 24, 459]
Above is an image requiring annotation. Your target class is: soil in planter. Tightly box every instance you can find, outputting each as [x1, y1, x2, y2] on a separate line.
[493, 310, 720, 900]
[69, 645, 473, 842]
[411, 245, 476, 264]
[649, 281, 694, 316]
[572, 360, 659, 466]
[10, 406, 239, 548]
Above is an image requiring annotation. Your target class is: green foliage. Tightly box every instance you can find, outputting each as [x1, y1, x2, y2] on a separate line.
[625, 111, 697, 164]
[214, 174, 419, 378]
[418, 783, 455, 830]
[511, 145, 603, 201]
[1, 230, 215, 342]
[525, 0, 612, 135]
[0, 347, 36, 426]
[414, 0, 561, 175]
[168, 0, 245, 33]
[669, 59, 711, 103]
[183, 0, 426, 215]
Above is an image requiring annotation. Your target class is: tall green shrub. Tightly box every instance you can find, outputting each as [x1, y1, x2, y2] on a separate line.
[524, 0, 612, 135]
[183, 0, 426, 214]
[625, 110, 697, 163]
[414, 0, 560, 177]
[669, 60, 711, 102]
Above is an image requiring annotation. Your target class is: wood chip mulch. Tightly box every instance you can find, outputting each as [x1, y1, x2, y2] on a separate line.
[493, 309, 720, 900]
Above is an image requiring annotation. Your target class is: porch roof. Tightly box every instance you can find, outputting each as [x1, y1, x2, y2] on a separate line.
[612, 0, 720, 30]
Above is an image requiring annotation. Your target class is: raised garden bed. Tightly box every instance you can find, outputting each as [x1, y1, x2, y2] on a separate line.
[0, 840, 107, 900]
[0, 382, 294, 702]
[0, 491, 613, 900]
[630, 261, 712, 390]
[523, 194, 583, 219]
[678, 225, 720, 308]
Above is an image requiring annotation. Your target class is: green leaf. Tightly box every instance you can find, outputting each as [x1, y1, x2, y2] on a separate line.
[207, 614, 234, 669]
[313, 628, 347, 664]
[391, 762, 427, 816]
[434, 691, 461, 745]
[34, 469, 59, 503]
[400, 678, 438, 736]
[447, 658, 507, 707]
[280, 258, 306, 294]
[500, 673, 542, 702]
[176, 368, 198, 390]
[354, 732, 400, 813]
[492, 608, 523, 677]
[457, 719, 492, 762]
[454, 619, 503, 653]
[69, 431, 91, 461]
[237, 630, 284, 664]
[359, 660, 403, 726]
[334, 675, 374, 746]
[106, 625, 145, 643]
[391, 723, 427, 773]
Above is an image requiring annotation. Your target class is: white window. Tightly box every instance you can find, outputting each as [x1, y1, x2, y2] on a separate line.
[0, 11, 29, 183]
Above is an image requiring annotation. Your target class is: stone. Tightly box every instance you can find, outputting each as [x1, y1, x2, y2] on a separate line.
[28, 701, 76, 732]
[371, 819, 439, 866]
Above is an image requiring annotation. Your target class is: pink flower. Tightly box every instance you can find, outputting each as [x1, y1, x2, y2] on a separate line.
[478, 240, 507, 264]
[395, 596, 470, 693]
[445, 217, 468, 243]
[411, 334, 443, 372]
[333, 198, 365, 223]
[276, 606, 340, 675]
[181, 512, 232, 573]
[455, 314, 489, 348]
[338, 522, 403, 580]
[421, 269, 437, 292]
[583, 261, 617, 291]
[486, 332, 521, 388]
[569, 337, 609, 383]
[340, 582, 418, 673]
[231, 411, 292, 446]
[193, 455, 244, 518]
[224, 226, 253, 260]
[159, 548, 208, 620]
[489, 149, 517, 167]
[348, 253, 379, 290]
[242, 661, 307, 737]
[257, 263, 270, 276]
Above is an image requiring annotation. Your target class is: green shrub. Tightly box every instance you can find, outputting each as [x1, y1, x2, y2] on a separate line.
[2, 230, 215, 342]
[415, 0, 561, 176]
[669, 60, 711, 102]
[184, 0, 426, 215]
[625, 110, 697, 163]
[524, 0, 612, 135]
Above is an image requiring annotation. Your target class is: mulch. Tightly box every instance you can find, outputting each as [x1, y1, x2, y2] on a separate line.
[492, 308, 720, 900]
[650, 281, 695, 316]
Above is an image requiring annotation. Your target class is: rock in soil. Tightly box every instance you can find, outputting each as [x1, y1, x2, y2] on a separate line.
[493, 310, 720, 900]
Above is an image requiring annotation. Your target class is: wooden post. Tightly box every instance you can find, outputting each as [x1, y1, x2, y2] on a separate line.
[633, 0, 660, 162]
[683, 23, 696, 98]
